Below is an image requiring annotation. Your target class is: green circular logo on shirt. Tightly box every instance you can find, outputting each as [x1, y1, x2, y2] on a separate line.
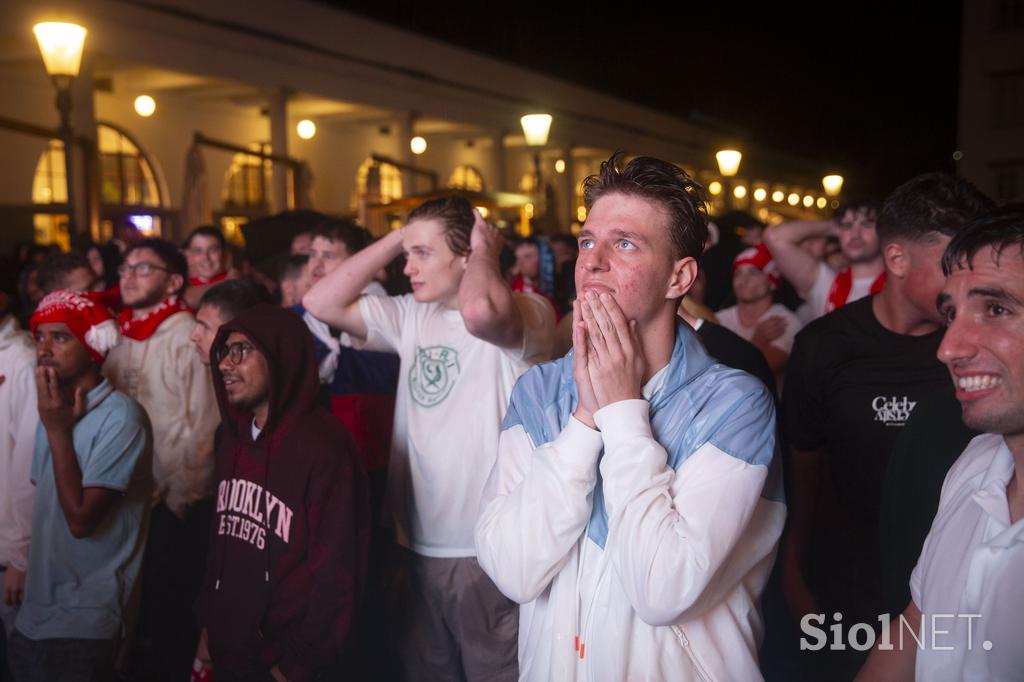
[409, 345, 460, 407]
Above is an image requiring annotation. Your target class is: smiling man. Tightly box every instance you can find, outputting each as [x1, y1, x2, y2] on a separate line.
[474, 154, 784, 681]
[183, 227, 233, 309]
[857, 206, 1024, 681]
[303, 196, 554, 680]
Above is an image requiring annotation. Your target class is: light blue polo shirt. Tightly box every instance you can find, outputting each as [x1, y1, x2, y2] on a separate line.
[16, 378, 152, 640]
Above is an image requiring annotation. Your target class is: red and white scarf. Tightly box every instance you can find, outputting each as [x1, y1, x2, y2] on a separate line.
[825, 269, 886, 314]
[118, 295, 193, 340]
[188, 271, 228, 287]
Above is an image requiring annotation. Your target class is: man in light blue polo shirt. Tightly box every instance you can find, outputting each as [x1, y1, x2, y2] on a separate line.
[8, 290, 152, 682]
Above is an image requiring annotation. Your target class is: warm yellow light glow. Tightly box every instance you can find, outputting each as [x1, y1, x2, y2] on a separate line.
[753, 188, 767, 202]
[296, 119, 316, 140]
[133, 95, 156, 118]
[787, 193, 800, 206]
[475, 206, 489, 219]
[733, 185, 747, 199]
[520, 114, 553, 147]
[772, 190, 785, 203]
[716, 149, 742, 177]
[708, 181, 723, 196]
[802, 195, 814, 207]
[822, 174, 844, 196]
[410, 136, 427, 155]
[33, 22, 87, 78]
[577, 205, 587, 222]
[554, 159, 566, 174]
[525, 203, 535, 218]
[816, 197, 828, 209]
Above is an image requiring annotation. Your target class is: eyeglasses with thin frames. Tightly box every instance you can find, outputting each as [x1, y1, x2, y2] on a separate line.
[216, 341, 256, 366]
[118, 262, 171, 278]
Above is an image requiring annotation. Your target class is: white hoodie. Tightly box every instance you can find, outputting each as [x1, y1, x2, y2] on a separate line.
[0, 315, 38, 573]
[476, 326, 786, 681]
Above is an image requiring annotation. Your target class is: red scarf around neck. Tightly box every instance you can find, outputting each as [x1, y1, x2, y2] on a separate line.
[825, 269, 886, 314]
[188, 271, 228, 287]
[118, 296, 193, 340]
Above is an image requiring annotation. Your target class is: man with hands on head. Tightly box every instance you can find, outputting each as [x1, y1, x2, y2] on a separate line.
[303, 196, 553, 681]
[9, 290, 151, 682]
[475, 154, 785, 681]
[763, 200, 884, 322]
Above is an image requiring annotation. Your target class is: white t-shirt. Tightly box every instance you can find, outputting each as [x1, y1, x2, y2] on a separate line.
[715, 303, 801, 355]
[910, 433, 1023, 681]
[359, 292, 554, 557]
[803, 261, 879, 322]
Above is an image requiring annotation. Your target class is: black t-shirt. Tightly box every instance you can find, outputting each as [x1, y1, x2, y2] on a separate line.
[782, 295, 950, 615]
[878, 388, 977, 617]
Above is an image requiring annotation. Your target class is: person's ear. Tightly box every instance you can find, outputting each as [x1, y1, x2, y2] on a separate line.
[883, 241, 908, 279]
[666, 256, 698, 300]
[168, 273, 185, 296]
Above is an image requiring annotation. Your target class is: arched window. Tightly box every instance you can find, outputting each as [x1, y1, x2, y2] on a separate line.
[355, 157, 403, 207]
[223, 143, 273, 210]
[448, 165, 485, 192]
[32, 123, 165, 246]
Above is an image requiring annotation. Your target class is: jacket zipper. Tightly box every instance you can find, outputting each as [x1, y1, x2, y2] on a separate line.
[671, 625, 713, 682]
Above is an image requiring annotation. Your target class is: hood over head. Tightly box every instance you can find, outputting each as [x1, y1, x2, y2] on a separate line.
[211, 304, 319, 436]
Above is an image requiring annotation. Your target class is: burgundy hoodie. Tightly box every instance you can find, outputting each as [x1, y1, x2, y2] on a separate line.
[198, 304, 369, 681]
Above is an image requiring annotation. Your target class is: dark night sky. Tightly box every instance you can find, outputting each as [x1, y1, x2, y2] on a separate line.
[322, 1, 963, 198]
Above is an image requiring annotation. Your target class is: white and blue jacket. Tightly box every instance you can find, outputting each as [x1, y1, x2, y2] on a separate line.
[476, 322, 785, 681]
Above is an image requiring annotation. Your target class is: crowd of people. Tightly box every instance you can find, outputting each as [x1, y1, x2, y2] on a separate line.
[0, 151, 1021, 682]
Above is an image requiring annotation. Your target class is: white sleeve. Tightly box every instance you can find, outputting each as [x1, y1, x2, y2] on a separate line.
[6, 361, 38, 571]
[595, 398, 771, 626]
[358, 294, 412, 354]
[506, 292, 555, 364]
[803, 262, 836, 317]
[475, 418, 604, 604]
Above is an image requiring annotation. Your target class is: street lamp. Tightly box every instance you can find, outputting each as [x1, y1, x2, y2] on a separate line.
[33, 21, 87, 235]
[715, 149, 742, 177]
[822, 174, 844, 197]
[715, 149, 742, 210]
[520, 114, 552, 194]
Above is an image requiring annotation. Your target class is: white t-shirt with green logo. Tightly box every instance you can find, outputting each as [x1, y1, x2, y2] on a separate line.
[360, 293, 554, 557]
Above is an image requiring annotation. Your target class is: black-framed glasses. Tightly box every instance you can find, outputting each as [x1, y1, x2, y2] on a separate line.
[216, 341, 256, 365]
[118, 262, 171, 278]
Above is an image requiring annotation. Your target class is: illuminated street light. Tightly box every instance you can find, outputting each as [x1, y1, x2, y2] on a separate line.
[715, 149, 742, 177]
[753, 188, 767, 202]
[733, 185, 747, 199]
[772, 190, 785, 203]
[554, 159, 566, 174]
[708, 181, 723, 196]
[520, 114, 553, 147]
[410, 136, 427, 155]
[803, 195, 814, 208]
[816, 197, 828, 209]
[787, 193, 800, 206]
[34, 21, 87, 234]
[822, 174, 844, 196]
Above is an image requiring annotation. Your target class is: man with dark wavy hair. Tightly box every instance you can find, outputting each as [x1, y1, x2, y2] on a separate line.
[476, 154, 784, 680]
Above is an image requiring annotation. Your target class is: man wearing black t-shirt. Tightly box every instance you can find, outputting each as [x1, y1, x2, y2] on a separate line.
[780, 173, 992, 679]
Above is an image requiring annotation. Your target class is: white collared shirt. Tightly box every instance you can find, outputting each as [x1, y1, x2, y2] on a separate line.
[911, 433, 1024, 681]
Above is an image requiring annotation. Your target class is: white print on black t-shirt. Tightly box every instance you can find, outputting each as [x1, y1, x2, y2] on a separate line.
[215, 478, 295, 549]
[872, 396, 918, 426]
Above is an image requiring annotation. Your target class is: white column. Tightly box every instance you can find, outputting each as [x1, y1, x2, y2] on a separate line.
[267, 88, 289, 213]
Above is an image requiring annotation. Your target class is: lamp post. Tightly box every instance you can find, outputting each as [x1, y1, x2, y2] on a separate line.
[822, 174, 844, 197]
[520, 113, 552, 194]
[716, 149, 742, 210]
[33, 22, 87, 236]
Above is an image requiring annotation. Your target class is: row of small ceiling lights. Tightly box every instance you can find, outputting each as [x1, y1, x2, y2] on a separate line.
[126, 92, 844, 209]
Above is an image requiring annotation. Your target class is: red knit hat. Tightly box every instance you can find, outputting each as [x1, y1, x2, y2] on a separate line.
[733, 244, 781, 288]
[30, 290, 120, 363]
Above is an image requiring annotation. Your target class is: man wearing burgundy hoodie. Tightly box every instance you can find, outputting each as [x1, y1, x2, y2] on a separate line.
[197, 304, 369, 682]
